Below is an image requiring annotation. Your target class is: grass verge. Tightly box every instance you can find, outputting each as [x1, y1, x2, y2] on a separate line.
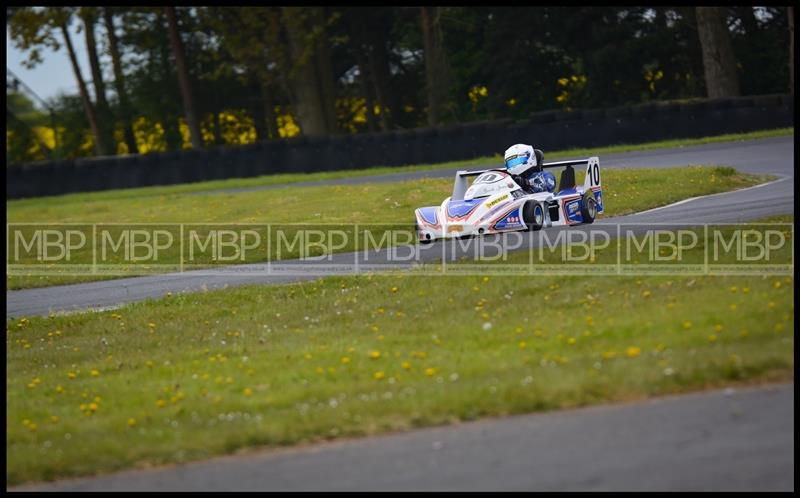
[7, 165, 768, 290]
[7, 127, 792, 205]
[6, 216, 794, 485]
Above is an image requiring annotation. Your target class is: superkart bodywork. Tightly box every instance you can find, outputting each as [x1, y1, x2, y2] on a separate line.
[414, 156, 603, 242]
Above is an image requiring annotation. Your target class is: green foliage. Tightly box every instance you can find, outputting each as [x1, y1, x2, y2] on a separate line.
[6, 7, 793, 163]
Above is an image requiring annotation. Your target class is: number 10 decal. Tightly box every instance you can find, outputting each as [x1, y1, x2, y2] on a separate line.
[586, 158, 600, 187]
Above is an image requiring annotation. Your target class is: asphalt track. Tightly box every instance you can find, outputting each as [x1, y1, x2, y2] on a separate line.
[12, 383, 794, 491]
[6, 135, 794, 318]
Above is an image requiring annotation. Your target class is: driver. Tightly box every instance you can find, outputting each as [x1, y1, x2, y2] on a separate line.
[503, 143, 556, 194]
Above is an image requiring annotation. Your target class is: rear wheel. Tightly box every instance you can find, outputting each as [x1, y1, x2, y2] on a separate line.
[523, 200, 545, 231]
[580, 193, 597, 224]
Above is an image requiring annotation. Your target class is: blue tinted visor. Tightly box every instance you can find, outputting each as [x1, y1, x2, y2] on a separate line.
[505, 155, 528, 170]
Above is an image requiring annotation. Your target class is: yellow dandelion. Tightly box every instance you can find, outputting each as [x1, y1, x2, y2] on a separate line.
[67, 371, 77, 379]
[243, 388, 253, 396]
[89, 402, 98, 412]
[156, 399, 166, 408]
[369, 350, 381, 359]
[642, 290, 651, 298]
[602, 351, 617, 360]
[50, 415, 59, 423]
[708, 335, 717, 343]
[682, 321, 692, 330]
[341, 356, 351, 364]
[425, 367, 437, 376]
[391, 287, 398, 293]
[774, 281, 782, 289]
[626, 346, 641, 358]
[767, 302, 776, 309]
[714, 324, 723, 333]
[55, 385, 64, 394]
[401, 361, 411, 370]
[775, 323, 785, 333]
[567, 337, 576, 345]
[127, 418, 137, 427]
[373, 371, 385, 380]
[519, 341, 527, 349]
[91, 369, 100, 377]
[28, 423, 37, 432]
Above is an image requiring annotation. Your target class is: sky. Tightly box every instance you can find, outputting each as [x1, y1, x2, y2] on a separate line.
[7, 21, 93, 108]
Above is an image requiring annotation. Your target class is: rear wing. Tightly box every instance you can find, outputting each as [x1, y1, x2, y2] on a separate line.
[452, 156, 600, 200]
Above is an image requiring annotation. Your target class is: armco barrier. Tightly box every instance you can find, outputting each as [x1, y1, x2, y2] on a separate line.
[6, 93, 794, 199]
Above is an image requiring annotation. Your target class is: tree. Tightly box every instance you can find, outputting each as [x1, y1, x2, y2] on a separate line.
[165, 6, 204, 148]
[80, 7, 116, 154]
[102, 7, 139, 153]
[281, 7, 340, 136]
[419, 6, 451, 125]
[9, 7, 108, 155]
[790, 6, 794, 95]
[695, 6, 740, 97]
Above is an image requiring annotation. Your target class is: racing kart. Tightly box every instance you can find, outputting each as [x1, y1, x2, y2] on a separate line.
[414, 155, 603, 243]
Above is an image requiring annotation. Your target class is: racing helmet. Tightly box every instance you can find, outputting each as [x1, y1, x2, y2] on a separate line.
[504, 144, 537, 175]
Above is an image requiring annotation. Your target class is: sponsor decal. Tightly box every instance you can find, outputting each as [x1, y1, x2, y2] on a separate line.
[568, 201, 579, 213]
[485, 194, 509, 209]
[447, 225, 464, 233]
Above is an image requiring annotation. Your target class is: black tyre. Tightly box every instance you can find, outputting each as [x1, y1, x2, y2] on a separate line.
[580, 193, 597, 224]
[523, 200, 545, 231]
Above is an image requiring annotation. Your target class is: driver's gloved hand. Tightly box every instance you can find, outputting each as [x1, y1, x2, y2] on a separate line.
[512, 174, 532, 193]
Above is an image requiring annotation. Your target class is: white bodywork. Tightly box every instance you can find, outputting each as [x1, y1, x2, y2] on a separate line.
[414, 156, 603, 242]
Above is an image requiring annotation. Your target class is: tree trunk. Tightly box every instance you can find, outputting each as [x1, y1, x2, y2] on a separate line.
[367, 37, 396, 130]
[357, 51, 377, 132]
[60, 22, 106, 156]
[420, 6, 449, 126]
[696, 7, 741, 98]
[165, 6, 204, 149]
[102, 8, 139, 154]
[258, 79, 279, 140]
[281, 7, 330, 136]
[157, 26, 183, 151]
[790, 6, 794, 95]
[314, 25, 339, 134]
[82, 9, 116, 155]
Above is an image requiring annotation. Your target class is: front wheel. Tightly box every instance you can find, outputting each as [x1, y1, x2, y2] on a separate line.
[415, 223, 434, 244]
[581, 193, 597, 224]
[523, 200, 545, 231]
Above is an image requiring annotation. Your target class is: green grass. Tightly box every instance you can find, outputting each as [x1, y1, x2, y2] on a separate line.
[6, 216, 794, 485]
[7, 127, 792, 205]
[6, 165, 768, 290]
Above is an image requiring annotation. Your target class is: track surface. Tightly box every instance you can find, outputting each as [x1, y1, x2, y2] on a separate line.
[12, 383, 793, 491]
[7, 135, 794, 318]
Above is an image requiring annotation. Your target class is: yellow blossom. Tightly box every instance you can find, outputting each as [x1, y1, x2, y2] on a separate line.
[425, 367, 437, 376]
[626, 346, 641, 358]
[91, 369, 100, 377]
[156, 399, 166, 408]
[244, 388, 253, 396]
[127, 418, 137, 427]
[369, 350, 381, 359]
[341, 356, 351, 364]
[401, 361, 411, 370]
[373, 371, 385, 380]
[67, 371, 77, 379]
[682, 321, 692, 330]
[708, 335, 717, 343]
